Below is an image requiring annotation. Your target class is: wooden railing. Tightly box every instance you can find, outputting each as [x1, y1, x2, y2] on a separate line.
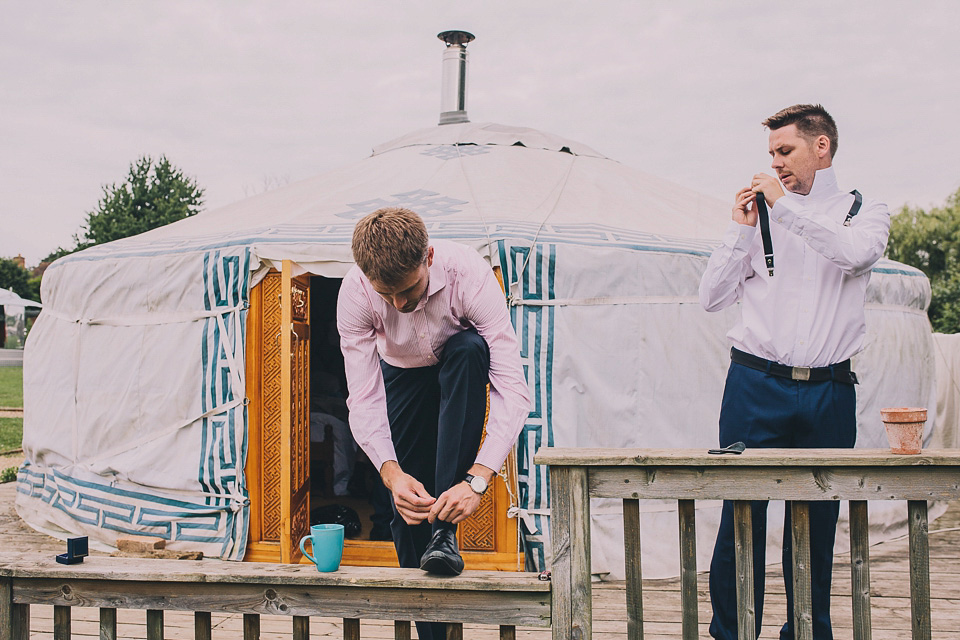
[534, 447, 960, 640]
[0, 555, 550, 639]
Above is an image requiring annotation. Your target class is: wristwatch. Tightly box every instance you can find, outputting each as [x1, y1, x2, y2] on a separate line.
[464, 473, 489, 495]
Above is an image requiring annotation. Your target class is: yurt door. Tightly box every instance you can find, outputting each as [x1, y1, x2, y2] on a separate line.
[279, 260, 311, 562]
[243, 262, 311, 563]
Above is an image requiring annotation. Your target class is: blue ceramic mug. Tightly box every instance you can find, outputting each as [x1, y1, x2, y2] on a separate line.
[299, 524, 344, 572]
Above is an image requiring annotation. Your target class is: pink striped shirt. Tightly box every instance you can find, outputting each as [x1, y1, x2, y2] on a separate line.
[337, 239, 531, 472]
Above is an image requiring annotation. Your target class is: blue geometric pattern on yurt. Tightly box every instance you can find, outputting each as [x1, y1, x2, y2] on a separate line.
[53, 220, 723, 267]
[335, 190, 469, 219]
[498, 240, 555, 571]
[16, 466, 231, 540]
[420, 144, 492, 161]
[198, 247, 252, 558]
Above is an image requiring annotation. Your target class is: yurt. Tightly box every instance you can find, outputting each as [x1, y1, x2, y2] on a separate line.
[16, 33, 937, 578]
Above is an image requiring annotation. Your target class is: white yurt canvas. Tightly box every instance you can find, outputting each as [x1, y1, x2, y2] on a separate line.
[17, 118, 937, 577]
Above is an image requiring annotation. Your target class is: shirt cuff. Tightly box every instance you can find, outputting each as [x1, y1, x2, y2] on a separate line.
[474, 436, 515, 474]
[723, 220, 757, 252]
[366, 437, 398, 473]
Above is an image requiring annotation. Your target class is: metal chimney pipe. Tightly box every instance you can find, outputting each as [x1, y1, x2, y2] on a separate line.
[437, 30, 474, 125]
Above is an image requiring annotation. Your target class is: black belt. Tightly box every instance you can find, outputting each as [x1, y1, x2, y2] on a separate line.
[730, 347, 858, 385]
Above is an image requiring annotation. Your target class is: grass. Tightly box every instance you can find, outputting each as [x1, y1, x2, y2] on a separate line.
[0, 366, 23, 407]
[0, 417, 23, 452]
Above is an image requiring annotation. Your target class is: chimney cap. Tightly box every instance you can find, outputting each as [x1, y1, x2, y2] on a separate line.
[438, 30, 475, 47]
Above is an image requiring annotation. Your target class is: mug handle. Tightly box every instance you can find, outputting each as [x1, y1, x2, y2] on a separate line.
[299, 535, 316, 564]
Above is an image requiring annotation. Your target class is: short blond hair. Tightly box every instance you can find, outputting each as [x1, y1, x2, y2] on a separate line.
[351, 207, 429, 286]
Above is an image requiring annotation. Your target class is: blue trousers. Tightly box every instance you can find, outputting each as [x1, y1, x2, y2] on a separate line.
[708, 360, 857, 640]
[380, 329, 490, 640]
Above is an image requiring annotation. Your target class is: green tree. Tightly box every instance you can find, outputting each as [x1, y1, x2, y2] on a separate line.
[77, 155, 205, 247]
[0, 258, 33, 300]
[886, 187, 960, 333]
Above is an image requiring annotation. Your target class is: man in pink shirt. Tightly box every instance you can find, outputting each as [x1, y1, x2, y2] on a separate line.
[337, 207, 529, 634]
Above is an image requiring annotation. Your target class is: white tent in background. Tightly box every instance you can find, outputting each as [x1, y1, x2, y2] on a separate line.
[16, 33, 938, 578]
[0, 287, 42, 308]
[1, 287, 41, 349]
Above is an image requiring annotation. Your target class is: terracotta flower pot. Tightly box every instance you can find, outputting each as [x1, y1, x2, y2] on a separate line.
[879, 407, 927, 455]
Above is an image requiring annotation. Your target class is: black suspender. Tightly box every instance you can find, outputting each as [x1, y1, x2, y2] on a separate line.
[755, 191, 775, 276]
[844, 190, 862, 226]
[755, 189, 862, 277]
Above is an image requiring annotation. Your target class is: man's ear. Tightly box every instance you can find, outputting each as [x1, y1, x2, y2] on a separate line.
[426, 245, 435, 267]
[816, 134, 831, 159]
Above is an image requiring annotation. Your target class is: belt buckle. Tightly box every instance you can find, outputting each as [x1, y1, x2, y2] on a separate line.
[791, 366, 811, 381]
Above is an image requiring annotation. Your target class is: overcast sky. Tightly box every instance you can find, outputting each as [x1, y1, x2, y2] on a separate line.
[2, 1, 958, 267]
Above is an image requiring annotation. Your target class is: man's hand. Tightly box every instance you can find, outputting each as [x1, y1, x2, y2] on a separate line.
[380, 461, 435, 525]
[751, 173, 784, 208]
[428, 464, 496, 525]
[732, 186, 758, 227]
[428, 482, 482, 525]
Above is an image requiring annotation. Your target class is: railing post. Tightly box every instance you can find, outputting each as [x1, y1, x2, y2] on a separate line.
[678, 499, 698, 640]
[54, 605, 71, 640]
[11, 603, 28, 640]
[343, 617, 360, 640]
[100, 607, 118, 640]
[293, 615, 309, 640]
[146, 609, 164, 640]
[5, 592, 27, 640]
[848, 500, 872, 640]
[551, 465, 592, 640]
[394, 621, 411, 640]
[732, 500, 755, 640]
[622, 498, 644, 640]
[908, 500, 931, 640]
[1, 577, 11, 640]
[243, 613, 260, 640]
[195, 611, 212, 640]
[790, 501, 813, 640]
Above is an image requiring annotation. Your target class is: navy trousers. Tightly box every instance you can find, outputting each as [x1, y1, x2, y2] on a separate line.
[380, 329, 490, 640]
[708, 360, 857, 640]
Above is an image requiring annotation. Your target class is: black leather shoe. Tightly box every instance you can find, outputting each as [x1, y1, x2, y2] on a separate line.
[419, 528, 464, 575]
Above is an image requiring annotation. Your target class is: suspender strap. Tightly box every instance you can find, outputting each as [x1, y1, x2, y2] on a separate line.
[755, 192, 775, 276]
[844, 190, 862, 226]
[754, 189, 863, 277]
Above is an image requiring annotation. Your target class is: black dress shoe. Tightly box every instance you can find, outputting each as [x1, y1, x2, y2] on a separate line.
[419, 528, 464, 575]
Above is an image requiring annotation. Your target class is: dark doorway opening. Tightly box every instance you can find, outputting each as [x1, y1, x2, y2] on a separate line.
[308, 276, 393, 542]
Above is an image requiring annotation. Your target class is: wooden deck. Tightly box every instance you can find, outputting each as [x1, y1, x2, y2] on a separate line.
[2, 481, 959, 638]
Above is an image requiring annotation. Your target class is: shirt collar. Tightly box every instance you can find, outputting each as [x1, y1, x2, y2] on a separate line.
[426, 249, 446, 297]
[792, 166, 840, 201]
[411, 245, 446, 311]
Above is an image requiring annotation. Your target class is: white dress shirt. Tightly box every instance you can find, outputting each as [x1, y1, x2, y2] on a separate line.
[337, 239, 531, 472]
[699, 167, 891, 368]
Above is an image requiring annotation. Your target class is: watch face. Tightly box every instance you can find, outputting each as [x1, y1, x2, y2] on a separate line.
[469, 475, 488, 493]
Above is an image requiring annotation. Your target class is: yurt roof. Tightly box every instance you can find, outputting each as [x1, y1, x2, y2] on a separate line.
[54, 121, 734, 275]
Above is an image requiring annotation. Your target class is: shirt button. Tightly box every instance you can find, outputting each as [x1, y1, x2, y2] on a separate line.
[420, 333, 425, 338]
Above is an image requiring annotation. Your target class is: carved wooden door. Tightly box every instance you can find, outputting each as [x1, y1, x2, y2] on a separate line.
[279, 260, 311, 563]
[243, 264, 311, 563]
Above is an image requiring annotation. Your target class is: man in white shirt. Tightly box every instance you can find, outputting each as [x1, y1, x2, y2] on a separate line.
[699, 104, 890, 640]
[338, 207, 530, 640]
